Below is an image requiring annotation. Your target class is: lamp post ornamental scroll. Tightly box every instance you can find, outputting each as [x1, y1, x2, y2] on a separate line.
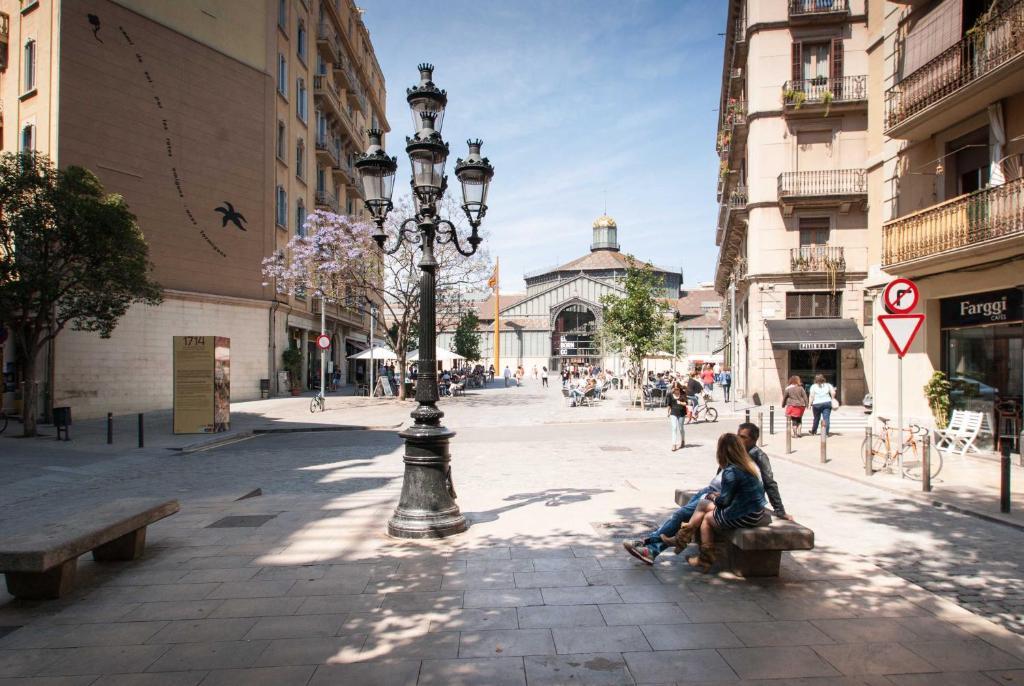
[355, 63, 494, 539]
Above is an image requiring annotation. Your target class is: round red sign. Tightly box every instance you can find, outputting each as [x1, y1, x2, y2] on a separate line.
[883, 278, 919, 314]
[316, 334, 331, 350]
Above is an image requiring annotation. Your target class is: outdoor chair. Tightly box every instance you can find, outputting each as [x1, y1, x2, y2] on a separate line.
[450, 381, 465, 396]
[933, 410, 966, 451]
[936, 410, 984, 457]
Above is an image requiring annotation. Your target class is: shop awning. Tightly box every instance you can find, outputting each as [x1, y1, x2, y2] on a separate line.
[765, 319, 864, 350]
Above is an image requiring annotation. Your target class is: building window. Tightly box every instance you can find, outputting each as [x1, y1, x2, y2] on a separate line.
[798, 217, 830, 246]
[786, 292, 841, 319]
[276, 185, 288, 228]
[296, 137, 305, 179]
[277, 54, 288, 97]
[277, 0, 287, 31]
[296, 77, 307, 122]
[296, 199, 306, 236]
[297, 20, 306, 63]
[316, 166, 326, 193]
[20, 123, 34, 152]
[22, 39, 35, 93]
[276, 120, 286, 161]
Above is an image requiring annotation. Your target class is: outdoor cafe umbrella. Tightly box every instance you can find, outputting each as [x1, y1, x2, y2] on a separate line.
[406, 347, 465, 362]
[346, 344, 397, 360]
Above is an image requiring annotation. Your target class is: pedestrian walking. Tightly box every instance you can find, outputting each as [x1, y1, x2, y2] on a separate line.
[532, 365, 538, 379]
[541, 366, 549, 388]
[808, 374, 837, 436]
[667, 383, 689, 451]
[503, 365, 512, 387]
[701, 365, 715, 396]
[515, 366, 524, 387]
[721, 366, 732, 402]
[783, 375, 808, 438]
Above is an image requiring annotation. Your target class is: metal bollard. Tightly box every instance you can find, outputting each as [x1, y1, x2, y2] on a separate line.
[921, 434, 931, 493]
[107, 412, 113, 445]
[785, 420, 792, 454]
[138, 413, 145, 449]
[1002, 443, 1012, 514]
[745, 409, 750, 424]
[769, 405, 775, 435]
[820, 426, 827, 463]
[864, 427, 873, 476]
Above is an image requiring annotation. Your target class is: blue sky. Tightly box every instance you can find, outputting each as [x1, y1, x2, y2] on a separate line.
[361, 1, 727, 292]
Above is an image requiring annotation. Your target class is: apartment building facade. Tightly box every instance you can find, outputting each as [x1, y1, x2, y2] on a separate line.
[0, 0, 388, 420]
[715, 0, 872, 407]
[867, 0, 1023, 451]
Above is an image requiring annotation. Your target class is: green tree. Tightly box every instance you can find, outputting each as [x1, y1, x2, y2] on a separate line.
[600, 258, 670, 394]
[0, 152, 163, 435]
[452, 310, 482, 362]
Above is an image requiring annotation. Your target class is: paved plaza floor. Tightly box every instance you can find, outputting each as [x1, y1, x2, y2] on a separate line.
[1, 380, 1023, 684]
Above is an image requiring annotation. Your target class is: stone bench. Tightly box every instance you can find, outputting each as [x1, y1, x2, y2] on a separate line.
[0, 498, 179, 599]
[675, 489, 813, 577]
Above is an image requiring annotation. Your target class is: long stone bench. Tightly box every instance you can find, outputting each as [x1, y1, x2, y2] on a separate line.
[675, 489, 813, 577]
[0, 498, 179, 599]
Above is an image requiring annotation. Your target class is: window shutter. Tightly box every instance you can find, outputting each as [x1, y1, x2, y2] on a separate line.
[791, 42, 802, 84]
[831, 38, 843, 82]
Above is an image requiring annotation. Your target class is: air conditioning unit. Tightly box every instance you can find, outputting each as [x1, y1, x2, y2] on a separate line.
[0, 13, 9, 72]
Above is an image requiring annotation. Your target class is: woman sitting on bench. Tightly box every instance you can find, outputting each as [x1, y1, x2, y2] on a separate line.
[661, 433, 769, 573]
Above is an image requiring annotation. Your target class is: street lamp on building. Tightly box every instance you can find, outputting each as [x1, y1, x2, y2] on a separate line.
[355, 63, 494, 539]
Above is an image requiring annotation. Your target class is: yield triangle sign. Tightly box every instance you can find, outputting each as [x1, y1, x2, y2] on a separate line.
[878, 314, 925, 357]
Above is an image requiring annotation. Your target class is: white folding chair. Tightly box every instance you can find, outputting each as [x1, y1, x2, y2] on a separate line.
[934, 409, 966, 451]
[940, 411, 983, 457]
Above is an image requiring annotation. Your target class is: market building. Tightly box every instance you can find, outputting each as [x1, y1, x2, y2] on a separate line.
[866, 0, 1024, 452]
[0, 0, 388, 420]
[439, 215, 689, 374]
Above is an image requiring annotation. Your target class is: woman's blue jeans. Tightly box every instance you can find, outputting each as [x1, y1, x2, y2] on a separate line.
[811, 402, 832, 434]
[643, 488, 711, 558]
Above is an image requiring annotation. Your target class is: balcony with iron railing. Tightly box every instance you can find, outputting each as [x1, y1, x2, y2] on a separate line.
[316, 23, 341, 64]
[778, 169, 866, 214]
[314, 134, 340, 167]
[882, 177, 1024, 269]
[315, 188, 339, 213]
[790, 245, 846, 272]
[782, 75, 867, 116]
[788, 0, 849, 23]
[313, 75, 343, 120]
[885, 0, 1024, 139]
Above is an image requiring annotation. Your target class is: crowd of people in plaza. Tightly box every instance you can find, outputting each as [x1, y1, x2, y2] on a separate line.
[623, 421, 792, 572]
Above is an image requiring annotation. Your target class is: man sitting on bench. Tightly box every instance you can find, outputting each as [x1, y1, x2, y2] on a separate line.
[623, 421, 791, 566]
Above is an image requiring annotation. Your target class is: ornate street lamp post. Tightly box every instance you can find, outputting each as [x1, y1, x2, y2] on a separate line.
[355, 63, 494, 539]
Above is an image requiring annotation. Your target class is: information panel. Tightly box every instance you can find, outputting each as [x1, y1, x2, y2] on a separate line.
[173, 336, 230, 434]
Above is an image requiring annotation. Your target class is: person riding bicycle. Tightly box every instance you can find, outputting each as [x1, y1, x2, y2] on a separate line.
[686, 373, 703, 414]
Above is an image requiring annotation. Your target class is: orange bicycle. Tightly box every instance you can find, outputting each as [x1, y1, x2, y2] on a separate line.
[861, 416, 942, 481]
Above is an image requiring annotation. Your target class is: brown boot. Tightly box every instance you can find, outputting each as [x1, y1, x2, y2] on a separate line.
[660, 523, 694, 554]
[686, 543, 716, 573]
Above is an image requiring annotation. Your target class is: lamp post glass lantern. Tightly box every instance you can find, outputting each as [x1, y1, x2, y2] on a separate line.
[355, 63, 494, 539]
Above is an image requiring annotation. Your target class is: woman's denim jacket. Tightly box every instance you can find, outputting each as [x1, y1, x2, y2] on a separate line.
[714, 464, 766, 521]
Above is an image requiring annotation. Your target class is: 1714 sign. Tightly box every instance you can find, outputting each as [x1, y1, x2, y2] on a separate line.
[799, 342, 836, 351]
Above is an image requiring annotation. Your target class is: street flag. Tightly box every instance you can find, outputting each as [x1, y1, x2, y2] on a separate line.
[487, 262, 499, 290]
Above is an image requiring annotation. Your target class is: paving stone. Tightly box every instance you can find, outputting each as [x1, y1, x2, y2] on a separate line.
[295, 594, 383, 614]
[146, 641, 270, 672]
[287, 578, 370, 596]
[306, 658, 421, 686]
[459, 629, 555, 658]
[0, 650, 58, 678]
[516, 605, 605, 629]
[888, 673, 1003, 686]
[244, 614, 348, 640]
[146, 618, 257, 644]
[540, 587, 622, 606]
[895, 617, 973, 641]
[511, 547, 574, 559]
[598, 602, 689, 626]
[253, 635, 367, 667]
[813, 642, 938, 675]
[678, 600, 772, 623]
[89, 674, 207, 686]
[37, 645, 171, 676]
[464, 559, 535, 574]
[639, 622, 742, 650]
[197, 666, 314, 686]
[251, 565, 327, 581]
[551, 626, 651, 654]
[418, 657, 526, 685]
[427, 608, 519, 632]
[718, 645, 841, 680]
[360, 631, 460, 660]
[811, 617, 910, 644]
[208, 597, 306, 618]
[42, 622, 168, 649]
[88, 584, 220, 604]
[340, 610, 432, 637]
[902, 640, 1024, 672]
[380, 591, 464, 611]
[513, 571, 588, 589]
[531, 558, 602, 572]
[365, 575, 443, 594]
[440, 571, 516, 591]
[612, 584, 700, 604]
[726, 619, 835, 647]
[622, 648, 737, 683]
[176, 568, 260, 584]
[756, 598, 862, 621]
[204, 580, 296, 599]
[523, 652, 632, 685]
[582, 569, 661, 586]
[464, 590, 543, 609]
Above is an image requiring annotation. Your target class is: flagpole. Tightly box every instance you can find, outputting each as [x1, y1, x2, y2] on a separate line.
[493, 258, 500, 375]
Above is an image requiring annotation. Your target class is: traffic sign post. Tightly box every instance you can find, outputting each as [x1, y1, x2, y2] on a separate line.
[878, 278, 924, 479]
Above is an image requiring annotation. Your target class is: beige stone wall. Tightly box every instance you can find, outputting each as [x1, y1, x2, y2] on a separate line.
[54, 292, 275, 418]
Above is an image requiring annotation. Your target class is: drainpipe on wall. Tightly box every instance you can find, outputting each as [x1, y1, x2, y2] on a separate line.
[269, 301, 279, 395]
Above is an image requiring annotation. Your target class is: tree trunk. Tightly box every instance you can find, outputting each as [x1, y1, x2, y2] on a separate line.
[21, 352, 39, 437]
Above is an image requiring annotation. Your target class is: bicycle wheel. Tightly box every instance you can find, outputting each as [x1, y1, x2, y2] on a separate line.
[705, 407, 718, 423]
[902, 442, 943, 481]
[866, 434, 890, 472]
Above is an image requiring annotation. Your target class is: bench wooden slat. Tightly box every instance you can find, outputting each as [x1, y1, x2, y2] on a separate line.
[0, 499, 179, 573]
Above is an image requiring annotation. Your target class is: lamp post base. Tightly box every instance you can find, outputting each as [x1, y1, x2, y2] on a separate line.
[387, 423, 468, 539]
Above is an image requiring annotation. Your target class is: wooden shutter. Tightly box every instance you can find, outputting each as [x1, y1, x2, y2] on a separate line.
[830, 38, 844, 85]
[791, 41, 802, 85]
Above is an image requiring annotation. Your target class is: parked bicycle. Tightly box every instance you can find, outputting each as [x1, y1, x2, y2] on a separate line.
[688, 394, 718, 423]
[861, 416, 942, 481]
[309, 393, 325, 414]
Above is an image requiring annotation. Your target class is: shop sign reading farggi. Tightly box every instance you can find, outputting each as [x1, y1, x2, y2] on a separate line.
[940, 288, 1023, 328]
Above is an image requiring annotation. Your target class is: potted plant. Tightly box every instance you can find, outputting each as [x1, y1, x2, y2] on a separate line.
[282, 346, 304, 396]
[923, 371, 952, 429]
[821, 90, 834, 116]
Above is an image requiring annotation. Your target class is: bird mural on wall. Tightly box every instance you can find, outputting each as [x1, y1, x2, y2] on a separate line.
[87, 14, 103, 42]
[214, 202, 247, 231]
